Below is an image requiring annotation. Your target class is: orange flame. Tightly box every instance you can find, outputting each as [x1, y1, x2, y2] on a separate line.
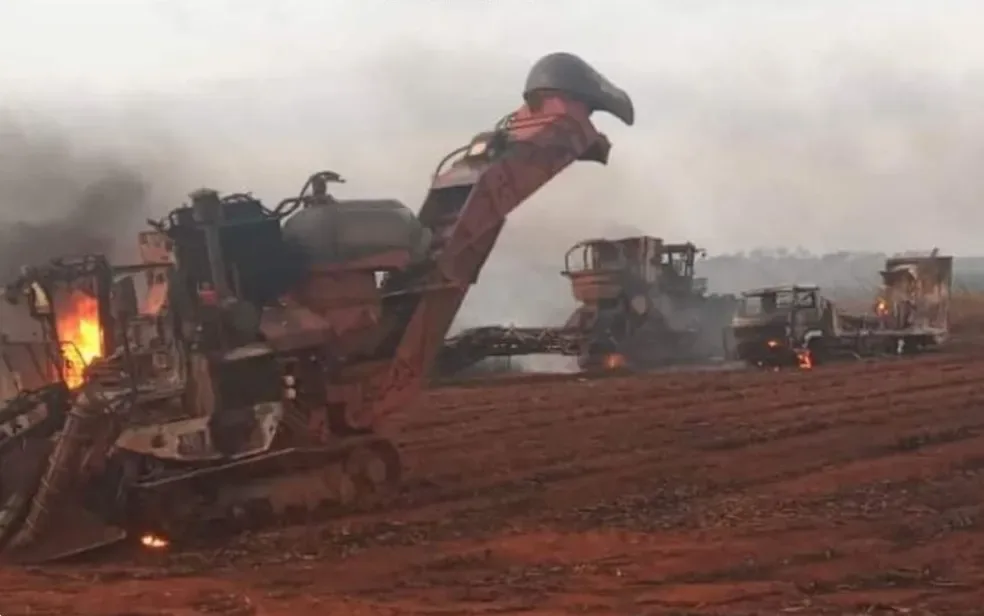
[55, 290, 103, 389]
[603, 353, 626, 370]
[796, 349, 813, 370]
[140, 533, 169, 549]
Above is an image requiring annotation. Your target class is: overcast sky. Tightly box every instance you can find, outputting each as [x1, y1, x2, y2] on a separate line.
[1, 1, 983, 287]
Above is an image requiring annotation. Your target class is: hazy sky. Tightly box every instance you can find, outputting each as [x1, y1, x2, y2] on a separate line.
[2, 1, 984, 325]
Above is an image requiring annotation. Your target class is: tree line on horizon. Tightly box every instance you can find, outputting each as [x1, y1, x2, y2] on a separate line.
[697, 249, 984, 295]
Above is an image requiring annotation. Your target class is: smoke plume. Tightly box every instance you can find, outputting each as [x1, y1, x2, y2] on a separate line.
[0, 115, 189, 281]
[15, 2, 982, 332]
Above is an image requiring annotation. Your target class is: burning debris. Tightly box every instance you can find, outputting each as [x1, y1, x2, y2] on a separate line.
[876, 298, 889, 316]
[796, 349, 813, 370]
[603, 353, 627, 371]
[140, 533, 169, 550]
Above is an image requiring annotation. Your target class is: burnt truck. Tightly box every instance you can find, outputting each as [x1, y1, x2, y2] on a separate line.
[728, 252, 952, 368]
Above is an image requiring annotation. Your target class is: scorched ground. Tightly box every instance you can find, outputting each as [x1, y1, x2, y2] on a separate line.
[2, 347, 984, 615]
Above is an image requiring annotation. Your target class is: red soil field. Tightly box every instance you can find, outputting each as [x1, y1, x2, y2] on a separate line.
[4, 350, 984, 615]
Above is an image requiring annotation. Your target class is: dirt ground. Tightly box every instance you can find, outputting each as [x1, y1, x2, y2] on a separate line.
[4, 349, 984, 615]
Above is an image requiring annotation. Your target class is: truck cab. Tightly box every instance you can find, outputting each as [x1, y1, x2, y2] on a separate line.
[730, 284, 829, 366]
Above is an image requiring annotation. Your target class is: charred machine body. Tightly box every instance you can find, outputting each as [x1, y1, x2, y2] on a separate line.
[0, 51, 635, 563]
[439, 236, 737, 374]
[560, 236, 736, 369]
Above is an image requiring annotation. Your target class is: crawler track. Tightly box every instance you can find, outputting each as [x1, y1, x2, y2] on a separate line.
[5, 350, 984, 615]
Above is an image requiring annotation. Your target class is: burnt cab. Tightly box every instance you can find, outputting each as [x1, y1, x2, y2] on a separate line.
[729, 284, 829, 366]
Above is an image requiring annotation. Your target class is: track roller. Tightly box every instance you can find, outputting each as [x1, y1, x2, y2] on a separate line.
[123, 437, 404, 551]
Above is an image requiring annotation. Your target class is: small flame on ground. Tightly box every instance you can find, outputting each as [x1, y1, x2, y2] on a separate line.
[603, 353, 626, 370]
[55, 290, 103, 389]
[796, 349, 813, 370]
[766, 339, 779, 348]
[140, 533, 169, 549]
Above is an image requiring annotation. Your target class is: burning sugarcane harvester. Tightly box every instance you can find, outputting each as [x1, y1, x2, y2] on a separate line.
[0, 51, 635, 564]
[438, 236, 738, 375]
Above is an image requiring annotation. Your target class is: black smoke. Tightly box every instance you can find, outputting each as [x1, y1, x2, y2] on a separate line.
[0, 116, 182, 281]
[0, 171, 147, 281]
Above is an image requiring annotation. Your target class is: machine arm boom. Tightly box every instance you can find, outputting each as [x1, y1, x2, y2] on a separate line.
[343, 52, 634, 429]
[436, 326, 581, 375]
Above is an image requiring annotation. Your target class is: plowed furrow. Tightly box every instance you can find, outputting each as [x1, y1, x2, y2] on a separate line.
[9, 348, 984, 616]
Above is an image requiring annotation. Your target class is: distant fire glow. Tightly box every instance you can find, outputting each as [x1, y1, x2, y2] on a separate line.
[604, 353, 626, 370]
[796, 349, 814, 370]
[55, 290, 103, 389]
[140, 533, 169, 549]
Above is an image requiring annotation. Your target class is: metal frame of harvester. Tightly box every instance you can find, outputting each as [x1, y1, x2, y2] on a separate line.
[0, 51, 635, 564]
[439, 235, 738, 374]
